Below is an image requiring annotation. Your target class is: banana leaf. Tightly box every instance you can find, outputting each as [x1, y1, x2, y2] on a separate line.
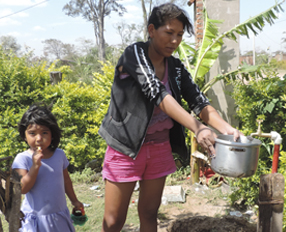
[193, 8, 223, 82]
[176, 0, 284, 88]
[201, 63, 264, 94]
[174, 40, 196, 76]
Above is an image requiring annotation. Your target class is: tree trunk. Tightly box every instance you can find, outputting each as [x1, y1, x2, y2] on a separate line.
[98, 0, 105, 61]
[98, 18, 105, 61]
[141, 0, 148, 41]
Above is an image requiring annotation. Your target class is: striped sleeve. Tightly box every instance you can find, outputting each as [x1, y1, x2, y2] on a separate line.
[120, 43, 169, 105]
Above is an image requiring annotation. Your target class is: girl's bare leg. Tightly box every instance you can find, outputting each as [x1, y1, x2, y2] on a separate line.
[101, 180, 136, 232]
[138, 176, 166, 232]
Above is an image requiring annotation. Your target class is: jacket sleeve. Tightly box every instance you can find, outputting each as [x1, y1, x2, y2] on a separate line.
[180, 62, 210, 116]
[118, 43, 169, 106]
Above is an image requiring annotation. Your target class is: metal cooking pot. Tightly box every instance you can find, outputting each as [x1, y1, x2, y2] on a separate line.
[210, 135, 262, 178]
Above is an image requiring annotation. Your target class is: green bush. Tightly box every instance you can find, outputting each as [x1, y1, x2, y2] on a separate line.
[229, 70, 286, 230]
[0, 47, 113, 171]
[43, 62, 113, 169]
[269, 58, 286, 70]
[0, 49, 51, 166]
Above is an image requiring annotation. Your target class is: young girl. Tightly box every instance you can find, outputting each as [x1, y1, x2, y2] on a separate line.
[12, 103, 84, 232]
[99, 3, 242, 232]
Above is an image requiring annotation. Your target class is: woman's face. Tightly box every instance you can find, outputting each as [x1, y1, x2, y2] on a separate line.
[25, 123, 52, 151]
[149, 18, 184, 57]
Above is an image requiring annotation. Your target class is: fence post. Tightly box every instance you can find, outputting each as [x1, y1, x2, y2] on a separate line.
[0, 218, 3, 232]
[49, 71, 62, 85]
[9, 169, 22, 232]
[190, 134, 200, 184]
[258, 173, 284, 232]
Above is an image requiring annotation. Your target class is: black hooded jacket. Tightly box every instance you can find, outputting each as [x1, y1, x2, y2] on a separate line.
[98, 41, 210, 160]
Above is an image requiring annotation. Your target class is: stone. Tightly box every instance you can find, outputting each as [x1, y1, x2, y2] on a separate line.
[162, 185, 185, 203]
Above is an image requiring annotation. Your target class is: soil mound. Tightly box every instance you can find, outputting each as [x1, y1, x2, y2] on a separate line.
[167, 215, 256, 232]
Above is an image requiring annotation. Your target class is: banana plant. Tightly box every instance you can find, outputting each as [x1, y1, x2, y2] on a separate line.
[176, 0, 285, 90]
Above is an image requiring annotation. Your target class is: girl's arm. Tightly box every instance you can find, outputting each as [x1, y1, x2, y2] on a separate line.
[63, 169, 84, 210]
[14, 149, 43, 194]
[14, 166, 40, 194]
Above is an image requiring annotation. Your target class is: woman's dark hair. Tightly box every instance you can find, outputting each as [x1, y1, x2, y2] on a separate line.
[148, 3, 194, 36]
[18, 103, 62, 151]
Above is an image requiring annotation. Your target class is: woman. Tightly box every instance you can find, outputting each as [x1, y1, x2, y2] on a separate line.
[99, 3, 242, 232]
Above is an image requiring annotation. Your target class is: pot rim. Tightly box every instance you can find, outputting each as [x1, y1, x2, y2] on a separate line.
[215, 134, 262, 147]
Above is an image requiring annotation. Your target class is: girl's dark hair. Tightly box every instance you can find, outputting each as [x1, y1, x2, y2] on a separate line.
[148, 3, 194, 36]
[18, 103, 62, 151]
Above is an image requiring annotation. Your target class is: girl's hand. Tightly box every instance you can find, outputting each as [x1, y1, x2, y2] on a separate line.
[32, 147, 43, 169]
[72, 200, 84, 211]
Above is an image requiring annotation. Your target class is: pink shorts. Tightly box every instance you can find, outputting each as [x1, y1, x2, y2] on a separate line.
[102, 141, 177, 182]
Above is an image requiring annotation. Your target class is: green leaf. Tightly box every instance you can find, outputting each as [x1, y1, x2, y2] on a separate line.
[195, 0, 283, 85]
[265, 102, 275, 113]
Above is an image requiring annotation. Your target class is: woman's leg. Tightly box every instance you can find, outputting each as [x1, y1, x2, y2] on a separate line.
[137, 176, 166, 232]
[101, 180, 136, 232]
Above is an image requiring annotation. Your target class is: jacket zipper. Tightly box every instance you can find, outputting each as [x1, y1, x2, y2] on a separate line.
[132, 105, 154, 160]
[168, 66, 186, 138]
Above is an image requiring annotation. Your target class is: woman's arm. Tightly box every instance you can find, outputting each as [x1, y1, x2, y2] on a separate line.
[159, 94, 215, 147]
[159, 95, 242, 155]
[159, 95, 207, 135]
[199, 105, 241, 137]
[64, 169, 84, 210]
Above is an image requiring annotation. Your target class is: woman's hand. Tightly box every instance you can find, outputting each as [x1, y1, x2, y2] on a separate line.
[224, 127, 244, 142]
[195, 126, 243, 157]
[195, 127, 217, 156]
[198, 105, 244, 155]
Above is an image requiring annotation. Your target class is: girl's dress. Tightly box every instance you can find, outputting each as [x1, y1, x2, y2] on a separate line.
[12, 148, 75, 232]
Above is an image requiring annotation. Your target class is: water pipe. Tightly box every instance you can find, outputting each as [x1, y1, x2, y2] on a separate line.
[250, 120, 282, 173]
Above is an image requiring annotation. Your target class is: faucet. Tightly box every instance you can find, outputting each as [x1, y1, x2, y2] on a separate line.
[250, 119, 283, 173]
[250, 119, 282, 145]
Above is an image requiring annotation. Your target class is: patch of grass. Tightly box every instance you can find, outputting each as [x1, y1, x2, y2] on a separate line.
[0, 215, 9, 231]
[68, 182, 105, 231]
[70, 168, 100, 183]
[70, 178, 141, 231]
[166, 166, 190, 186]
[1, 166, 233, 231]
[157, 212, 168, 220]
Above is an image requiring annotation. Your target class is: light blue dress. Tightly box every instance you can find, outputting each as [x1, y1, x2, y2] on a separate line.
[12, 148, 75, 232]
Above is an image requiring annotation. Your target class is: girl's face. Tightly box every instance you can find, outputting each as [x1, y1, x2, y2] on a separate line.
[25, 124, 52, 151]
[148, 18, 184, 58]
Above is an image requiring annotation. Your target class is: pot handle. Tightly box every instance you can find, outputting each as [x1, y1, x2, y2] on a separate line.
[229, 147, 246, 152]
[209, 143, 216, 158]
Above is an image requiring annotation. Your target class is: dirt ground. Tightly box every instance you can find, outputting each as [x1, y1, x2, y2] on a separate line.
[122, 179, 257, 232]
[156, 181, 257, 232]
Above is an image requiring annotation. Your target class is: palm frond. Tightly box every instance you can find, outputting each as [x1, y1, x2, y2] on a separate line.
[201, 63, 264, 94]
[193, 8, 223, 82]
[175, 41, 196, 76]
[224, 1, 284, 40]
[194, 0, 284, 84]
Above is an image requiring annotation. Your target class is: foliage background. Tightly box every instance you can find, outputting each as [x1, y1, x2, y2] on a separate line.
[227, 69, 286, 228]
[0, 48, 113, 170]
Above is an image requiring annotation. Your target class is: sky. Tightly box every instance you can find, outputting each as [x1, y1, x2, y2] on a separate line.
[0, 0, 286, 57]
